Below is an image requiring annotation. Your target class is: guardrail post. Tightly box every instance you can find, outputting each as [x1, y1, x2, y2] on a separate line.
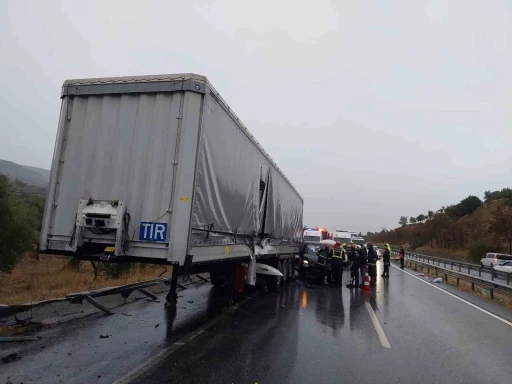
[490, 288, 494, 299]
[471, 282, 474, 291]
[508, 273, 510, 285]
[445, 273, 448, 282]
[491, 271, 494, 281]
[456, 277, 460, 285]
[444, 260, 446, 268]
[458, 264, 461, 272]
[435, 269, 438, 277]
[479, 268, 481, 277]
[468, 265, 470, 275]
[451, 262, 453, 270]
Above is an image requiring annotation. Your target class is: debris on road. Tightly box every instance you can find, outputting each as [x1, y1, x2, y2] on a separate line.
[2, 352, 21, 363]
[432, 278, 442, 283]
[99, 334, 110, 339]
[415, 273, 425, 277]
[0, 336, 41, 342]
[187, 300, 194, 304]
[155, 324, 160, 328]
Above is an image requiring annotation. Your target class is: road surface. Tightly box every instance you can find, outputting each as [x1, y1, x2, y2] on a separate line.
[1, 263, 511, 384]
[128, 264, 512, 384]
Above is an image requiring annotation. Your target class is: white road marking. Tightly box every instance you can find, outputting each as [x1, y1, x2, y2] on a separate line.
[112, 297, 251, 384]
[392, 264, 512, 327]
[365, 302, 392, 349]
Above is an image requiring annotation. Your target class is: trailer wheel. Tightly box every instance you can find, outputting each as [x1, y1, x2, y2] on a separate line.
[210, 271, 230, 288]
[266, 261, 282, 292]
[281, 260, 288, 285]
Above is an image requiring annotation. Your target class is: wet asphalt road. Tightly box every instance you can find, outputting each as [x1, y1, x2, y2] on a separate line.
[0, 281, 232, 384]
[1, 263, 511, 384]
[130, 264, 512, 384]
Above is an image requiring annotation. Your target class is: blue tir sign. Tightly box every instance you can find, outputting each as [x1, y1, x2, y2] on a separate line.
[139, 222, 168, 242]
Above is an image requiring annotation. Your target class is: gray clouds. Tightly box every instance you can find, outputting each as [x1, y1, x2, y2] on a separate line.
[1, 0, 511, 232]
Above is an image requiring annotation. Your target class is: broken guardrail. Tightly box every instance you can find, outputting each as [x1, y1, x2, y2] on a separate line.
[0, 274, 209, 324]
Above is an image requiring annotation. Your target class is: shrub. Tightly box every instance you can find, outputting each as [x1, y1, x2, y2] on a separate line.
[468, 242, 499, 264]
[98, 262, 132, 279]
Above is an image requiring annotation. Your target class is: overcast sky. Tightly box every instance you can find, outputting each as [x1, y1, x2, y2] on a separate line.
[1, 0, 511, 233]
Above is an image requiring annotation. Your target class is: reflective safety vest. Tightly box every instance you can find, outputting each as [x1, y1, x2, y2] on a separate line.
[332, 247, 343, 259]
[386, 243, 392, 253]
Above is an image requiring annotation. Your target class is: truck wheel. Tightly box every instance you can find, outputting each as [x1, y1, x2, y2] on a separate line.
[266, 261, 282, 292]
[282, 260, 289, 285]
[210, 271, 228, 288]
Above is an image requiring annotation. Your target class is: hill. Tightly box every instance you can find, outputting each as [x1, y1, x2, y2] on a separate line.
[0, 159, 49, 188]
[369, 195, 512, 263]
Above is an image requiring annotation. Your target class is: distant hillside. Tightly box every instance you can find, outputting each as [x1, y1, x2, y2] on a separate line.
[0, 159, 49, 188]
[26, 166, 51, 181]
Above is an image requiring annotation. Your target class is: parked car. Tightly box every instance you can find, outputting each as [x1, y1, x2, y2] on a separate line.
[480, 253, 512, 268]
[493, 261, 512, 273]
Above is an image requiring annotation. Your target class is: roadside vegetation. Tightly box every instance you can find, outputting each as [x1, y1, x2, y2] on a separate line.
[368, 188, 512, 263]
[0, 174, 164, 304]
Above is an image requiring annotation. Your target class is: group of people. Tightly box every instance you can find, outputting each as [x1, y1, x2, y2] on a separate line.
[322, 242, 397, 288]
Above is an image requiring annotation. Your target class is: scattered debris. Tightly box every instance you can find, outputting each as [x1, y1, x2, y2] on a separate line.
[187, 300, 194, 304]
[432, 278, 442, 283]
[68, 352, 73, 356]
[99, 335, 110, 339]
[2, 352, 21, 363]
[155, 324, 160, 328]
[120, 313, 132, 317]
[415, 273, 425, 277]
[0, 336, 41, 343]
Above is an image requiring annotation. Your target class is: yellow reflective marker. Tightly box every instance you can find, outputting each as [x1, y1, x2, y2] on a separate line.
[104, 246, 115, 253]
[179, 196, 191, 202]
[225, 246, 230, 255]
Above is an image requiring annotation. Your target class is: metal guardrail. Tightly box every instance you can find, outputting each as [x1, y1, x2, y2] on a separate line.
[391, 250, 512, 299]
[392, 250, 512, 287]
[1, 274, 210, 321]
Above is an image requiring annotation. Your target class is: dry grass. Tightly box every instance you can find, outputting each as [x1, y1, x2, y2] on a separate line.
[406, 260, 512, 310]
[410, 246, 470, 263]
[0, 254, 169, 305]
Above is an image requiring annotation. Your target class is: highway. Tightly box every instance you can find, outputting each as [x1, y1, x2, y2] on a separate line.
[404, 252, 511, 286]
[1, 263, 511, 384]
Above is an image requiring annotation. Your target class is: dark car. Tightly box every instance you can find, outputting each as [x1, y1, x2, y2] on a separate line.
[299, 242, 330, 282]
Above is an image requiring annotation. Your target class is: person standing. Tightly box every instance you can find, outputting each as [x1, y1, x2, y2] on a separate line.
[399, 245, 405, 269]
[358, 245, 368, 288]
[366, 243, 377, 286]
[331, 243, 344, 287]
[346, 243, 359, 288]
[381, 246, 391, 278]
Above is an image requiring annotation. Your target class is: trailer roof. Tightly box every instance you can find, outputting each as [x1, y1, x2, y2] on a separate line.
[61, 73, 302, 200]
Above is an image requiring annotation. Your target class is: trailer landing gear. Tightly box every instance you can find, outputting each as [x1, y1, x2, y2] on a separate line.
[165, 263, 179, 307]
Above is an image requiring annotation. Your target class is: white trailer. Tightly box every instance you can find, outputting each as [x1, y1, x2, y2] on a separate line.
[39, 73, 303, 298]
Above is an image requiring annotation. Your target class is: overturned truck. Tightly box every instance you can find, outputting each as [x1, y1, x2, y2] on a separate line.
[39, 73, 303, 301]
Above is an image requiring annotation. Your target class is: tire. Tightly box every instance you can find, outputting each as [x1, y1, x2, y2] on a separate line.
[266, 260, 283, 292]
[210, 272, 227, 288]
[278, 260, 285, 287]
[282, 260, 289, 285]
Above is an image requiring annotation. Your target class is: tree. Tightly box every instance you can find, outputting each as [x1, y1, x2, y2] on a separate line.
[488, 207, 512, 254]
[416, 214, 426, 223]
[428, 211, 434, 220]
[398, 216, 408, 227]
[0, 175, 39, 273]
[409, 217, 417, 224]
